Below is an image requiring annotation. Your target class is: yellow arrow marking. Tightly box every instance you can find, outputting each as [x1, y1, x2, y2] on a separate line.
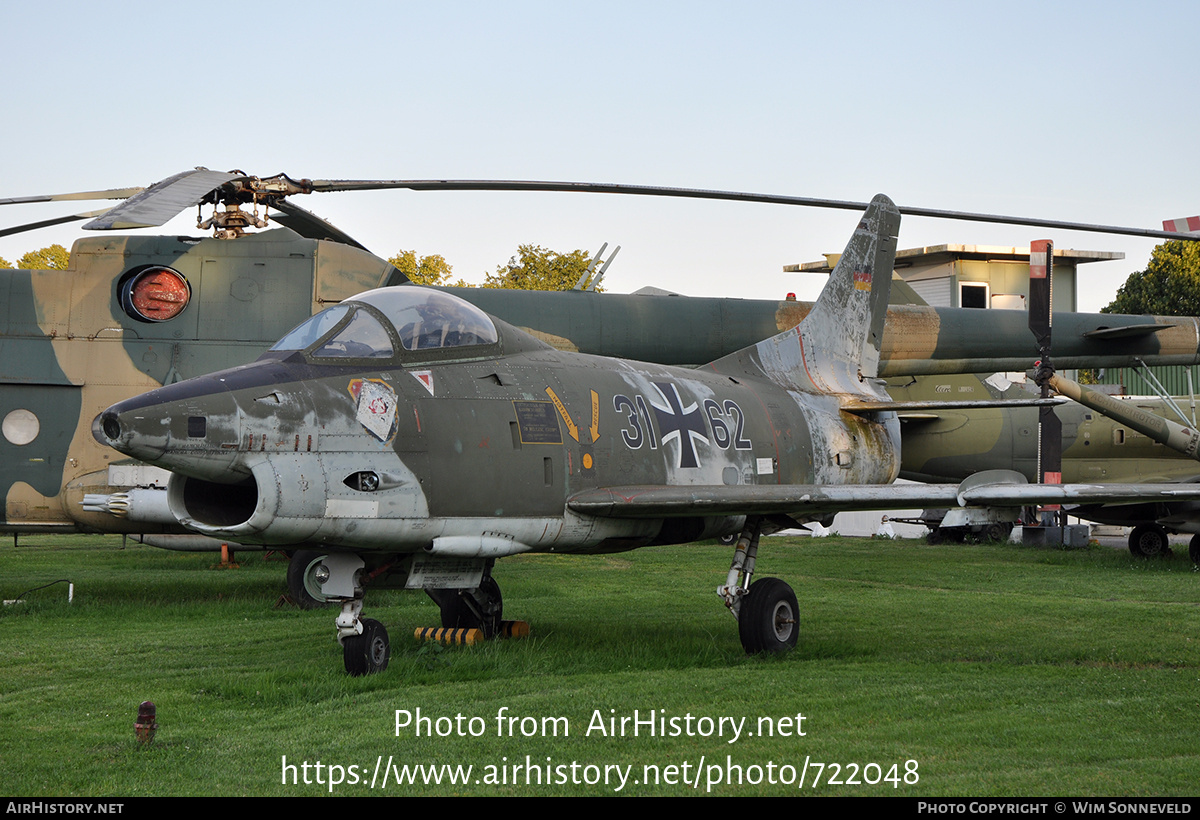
[590, 390, 600, 443]
[545, 387, 579, 442]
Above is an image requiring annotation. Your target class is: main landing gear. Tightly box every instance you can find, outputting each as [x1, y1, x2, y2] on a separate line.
[427, 576, 504, 638]
[1128, 525, 1171, 558]
[718, 520, 799, 654]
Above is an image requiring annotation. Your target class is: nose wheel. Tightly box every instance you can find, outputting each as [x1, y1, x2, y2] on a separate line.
[343, 618, 390, 676]
[314, 553, 392, 676]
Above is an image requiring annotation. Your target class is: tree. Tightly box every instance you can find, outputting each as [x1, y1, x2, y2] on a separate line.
[17, 244, 70, 271]
[1103, 240, 1200, 316]
[387, 249, 459, 286]
[0, 257, 11, 269]
[482, 244, 599, 291]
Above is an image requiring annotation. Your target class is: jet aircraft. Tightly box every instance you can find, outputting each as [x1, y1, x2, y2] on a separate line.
[8, 184, 1200, 544]
[92, 196, 1200, 674]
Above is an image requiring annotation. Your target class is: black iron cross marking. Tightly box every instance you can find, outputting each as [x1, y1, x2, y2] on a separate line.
[650, 382, 709, 469]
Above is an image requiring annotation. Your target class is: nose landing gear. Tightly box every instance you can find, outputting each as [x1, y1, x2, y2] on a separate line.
[305, 551, 509, 675]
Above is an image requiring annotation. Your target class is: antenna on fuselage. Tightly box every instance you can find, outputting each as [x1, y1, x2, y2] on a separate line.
[574, 243, 621, 291]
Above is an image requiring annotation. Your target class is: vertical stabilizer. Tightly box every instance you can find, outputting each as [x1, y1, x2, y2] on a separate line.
[712, 194, 900, 395]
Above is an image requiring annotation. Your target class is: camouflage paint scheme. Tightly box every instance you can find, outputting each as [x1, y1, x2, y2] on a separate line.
[895, 373, 1200, 485]
[1, 230, 394, 533]
[6, 226, 1200, 536]
[93, 197, 905, 556]
[894, 372, 1200, 534]
[88, 197, 1200, 668]
[463, 286, 1200, 375]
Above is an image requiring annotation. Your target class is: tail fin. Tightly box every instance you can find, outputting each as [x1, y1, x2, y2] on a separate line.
[710, 194, 900, 394]
[799, 194, 899, 384]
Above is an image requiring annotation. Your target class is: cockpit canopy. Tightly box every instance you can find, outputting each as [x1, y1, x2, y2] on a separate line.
[270, 287, 499, 360]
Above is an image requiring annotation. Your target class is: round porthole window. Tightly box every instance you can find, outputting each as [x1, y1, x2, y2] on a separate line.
[2, 409, 39, 445]
[119, 266, 191, 322]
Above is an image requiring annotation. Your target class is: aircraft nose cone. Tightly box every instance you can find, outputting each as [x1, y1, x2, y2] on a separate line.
[93, 399, 172, 463]
[93, 376, 243, 475]
[93, 410, 126, 448]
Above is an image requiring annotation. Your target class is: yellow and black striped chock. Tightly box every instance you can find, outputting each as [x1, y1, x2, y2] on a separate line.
[414, 621, 531, 646]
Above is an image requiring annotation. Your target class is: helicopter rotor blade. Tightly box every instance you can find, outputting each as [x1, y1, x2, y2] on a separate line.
[268, 198, 370, 252]
[0, 187, 144, 206]
[83, 169, 242, 231]
[1028, 239, 1062, 493]
[0, 210, 112, 239]
[306, 179, 1200, 242]
[5, 172, 1195, 246]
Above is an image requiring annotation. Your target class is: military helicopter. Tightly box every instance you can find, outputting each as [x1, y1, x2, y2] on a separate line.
[6, 168, 1200, 550]
[887, 233, 1200, 560]
[897, 369, 1200, 560]
[92, 195, 1200, 674]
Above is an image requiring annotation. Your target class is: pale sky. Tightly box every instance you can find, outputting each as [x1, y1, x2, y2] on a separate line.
[3, 0, 1196, 312]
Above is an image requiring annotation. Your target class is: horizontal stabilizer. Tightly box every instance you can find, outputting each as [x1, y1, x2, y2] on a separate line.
[1081, 324, 1174, 340]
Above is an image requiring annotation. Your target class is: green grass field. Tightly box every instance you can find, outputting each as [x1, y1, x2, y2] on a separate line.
[1, 534, 1197, 796]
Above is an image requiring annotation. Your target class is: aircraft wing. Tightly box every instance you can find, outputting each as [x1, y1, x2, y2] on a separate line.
[842, 397, 1065, 414]
[567, 471, 1200, 519]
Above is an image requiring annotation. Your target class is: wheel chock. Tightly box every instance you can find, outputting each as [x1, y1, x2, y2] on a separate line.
[415, 627, 484, 645]
[499, 620, 530, 638]
[414, 621, 531, 645]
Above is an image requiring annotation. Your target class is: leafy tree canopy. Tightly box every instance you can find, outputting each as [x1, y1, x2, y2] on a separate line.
[17, 244, 70, 271]
[482, 244, 599, 291]
[1103, 240, 1200, 315]
[0, 256, 11, 269]
[387, 249, 463, 287]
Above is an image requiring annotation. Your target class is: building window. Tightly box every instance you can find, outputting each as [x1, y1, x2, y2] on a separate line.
[960, 282, 989, 309]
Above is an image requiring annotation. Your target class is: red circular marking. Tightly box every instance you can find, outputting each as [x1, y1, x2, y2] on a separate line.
[130, 269, 190, 320]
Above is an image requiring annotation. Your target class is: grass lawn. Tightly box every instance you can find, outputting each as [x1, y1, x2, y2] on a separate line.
[1, 533, 1197, 796]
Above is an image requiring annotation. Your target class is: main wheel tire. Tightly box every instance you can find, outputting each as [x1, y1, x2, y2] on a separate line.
[439, 576, 503, 638]
[738, 577, 799, 654]
[344, 618, 390, 676]
[1189, 535, 1200, 565]
[718, 533, 738, 546]
[286, 550, 330, 609]
[982, 523, 1011, 543]
[1129, 525, 1169, 558]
